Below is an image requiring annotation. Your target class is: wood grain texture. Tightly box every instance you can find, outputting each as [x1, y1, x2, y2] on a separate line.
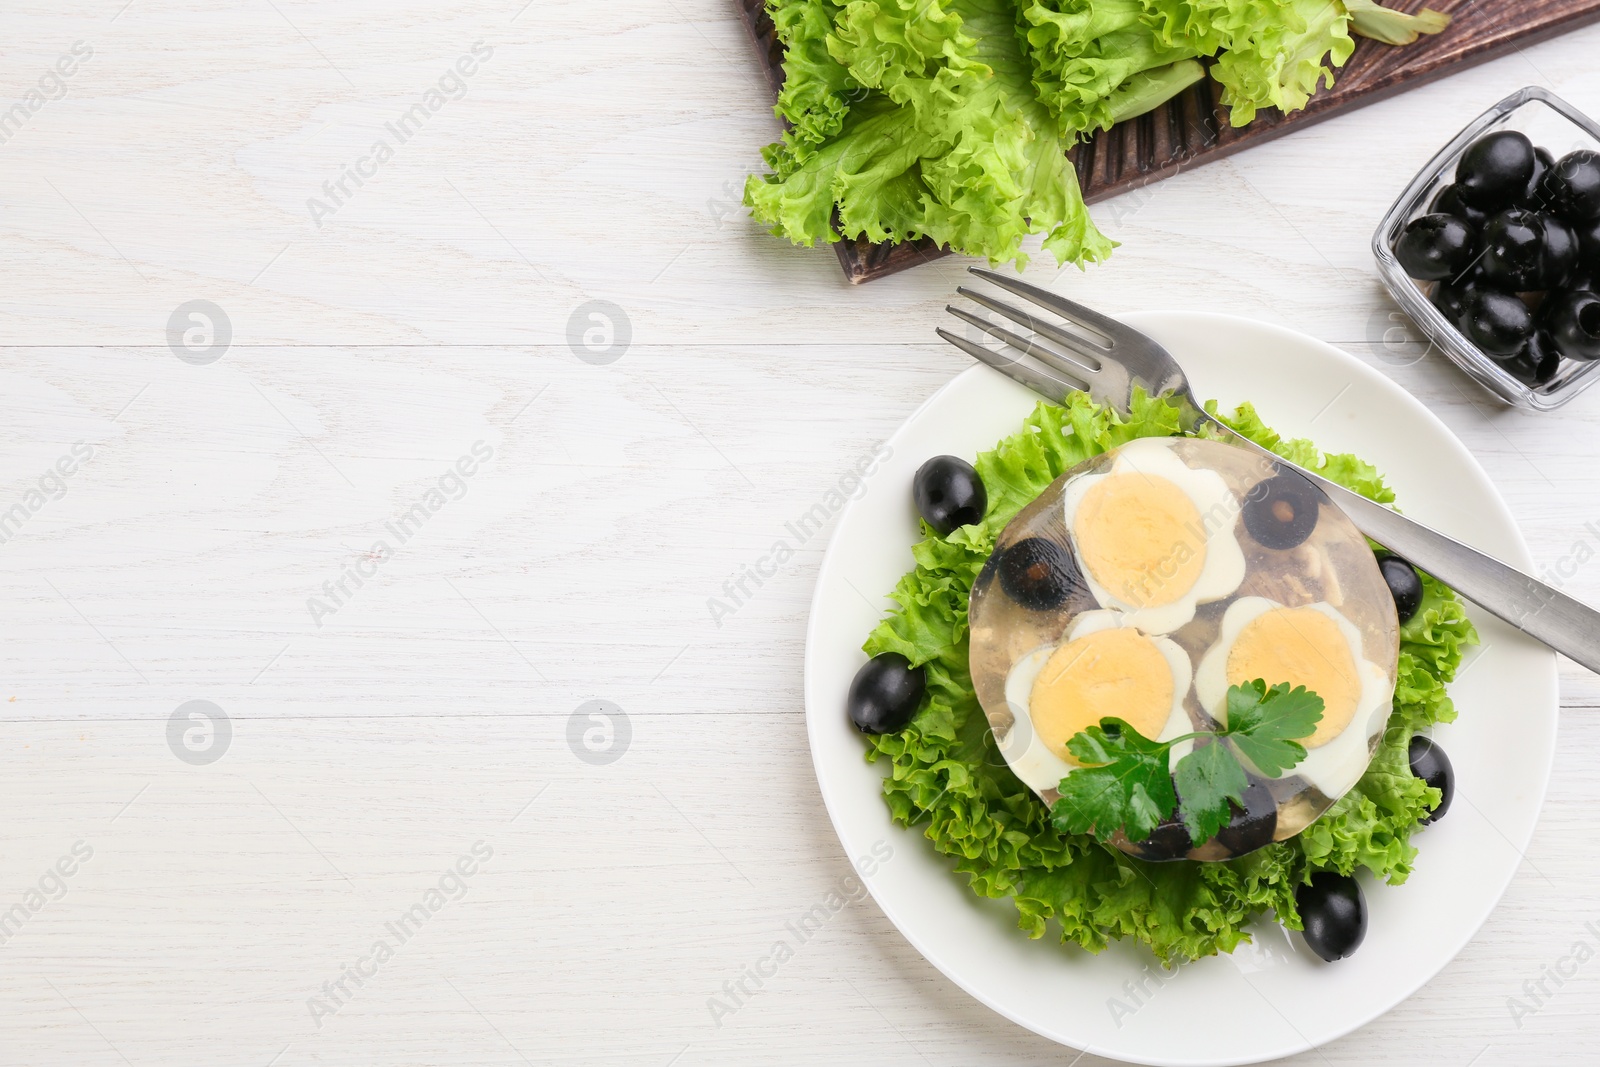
[742, 0, 1600, 282]
[0, 2, 1598, 1065]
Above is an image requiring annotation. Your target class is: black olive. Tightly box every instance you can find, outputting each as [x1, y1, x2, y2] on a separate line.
[997, 537, 1078, 611]
[1395, 213, 1479, 281]
[1431, 277, 1473, 328]
[1377, 553, 1424, 623]
[1242, 472, 1323, 550]
[1122, 813, 1195, 862]
[1431, 183, 1489, 229]
[1408, 734, 1456, 825]
[1462, 288, 1534, 357]
[1504, 331, 1563, 385]
[1569, 272, 1599, 294]
[1212, 780, 1279, 856]
[1296, 872, 1367, 962]
[1537, 149, 1600, 222]
[1537, 215, 1580, 290]
[1575, 216, 1600, 272]
[1543, 289, 1600, 361]
[1479, 209, 1545, 290]
[1524, 146, 1555, 207]
[846, 652, 925, 735]
[1456, 130, 1537, 211]
[913, 455, 987, 536]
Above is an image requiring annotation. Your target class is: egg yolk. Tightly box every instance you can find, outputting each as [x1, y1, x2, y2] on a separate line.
[1074, 473, 1206, 609]
[1225, 607, 1359, 749]
[1031, 628, 1175, 764]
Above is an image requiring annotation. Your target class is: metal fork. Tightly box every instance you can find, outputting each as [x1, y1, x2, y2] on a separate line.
[939, 266, 1600, 675]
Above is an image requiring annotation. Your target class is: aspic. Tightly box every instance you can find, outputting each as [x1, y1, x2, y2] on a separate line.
[971, 437, 1398, 860]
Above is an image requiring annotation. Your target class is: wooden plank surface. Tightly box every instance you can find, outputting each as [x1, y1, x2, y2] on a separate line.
[741, 0, 1600, 282]
[0, 2, 1599, 1066]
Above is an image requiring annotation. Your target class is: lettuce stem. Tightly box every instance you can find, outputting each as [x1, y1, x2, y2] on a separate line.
[1105, 59, 1206, 126]
[1344, 0, 1451, 46]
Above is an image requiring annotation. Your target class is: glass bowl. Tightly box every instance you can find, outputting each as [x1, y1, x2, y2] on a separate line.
[1372, 86, 1600, 411]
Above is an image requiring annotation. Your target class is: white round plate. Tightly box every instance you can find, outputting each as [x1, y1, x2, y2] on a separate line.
[804, 312, 1557, 1066]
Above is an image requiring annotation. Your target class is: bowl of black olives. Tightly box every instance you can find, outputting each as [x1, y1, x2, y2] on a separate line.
[1374, 86, 1600, 410]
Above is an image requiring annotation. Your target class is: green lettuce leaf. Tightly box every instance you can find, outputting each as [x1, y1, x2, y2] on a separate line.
[1203, 0, 1356, 125]
[1345, 0, 1450, 46]
[750, 0, 1444, 267]
[1021, 1, 1199, 137]
[1024, 0, 1356, 134]
[1104, 59, 1208, 126]
[768, 0, 860, 158]
[861, 391, 1477, 963]
[747, 0, 1115, 268]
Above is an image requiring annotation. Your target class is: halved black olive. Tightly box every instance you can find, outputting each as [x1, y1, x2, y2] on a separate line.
[1456, 130, 1537, 211]
[1543, 290, 1600, 361]
[1395, 213, 1478, 281]
[913, 455, 987, 536]
[1296, 872, 1367, 962]
[1121, 811, 1195, 862]
[997, 537, 1078, 611]
[1479, 209, 1545, 290]
[1408, 734, 1455, 824]
[1537, 215, 1581, 290]
[1462, 288, 1534, 357]
[1537, 149, 1600, 222]
[847, 652, 926, 735]
[1504, 330, 1562, 385]
[1377, 554, 1424, 623]
[1242, 472, 1322, 550]
[1213, 780, 1279, 856]
[1431, 183, 1489, 229]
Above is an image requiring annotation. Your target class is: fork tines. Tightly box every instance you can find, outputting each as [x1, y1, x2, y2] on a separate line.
[940, 266, 1158, 414]
[935, 324, 1082, 405]
[940, 271, 1114, 400]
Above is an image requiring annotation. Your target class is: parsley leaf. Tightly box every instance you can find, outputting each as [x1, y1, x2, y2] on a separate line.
[1050, 719, 1177, 844]
[1173, 741, 1249, 845]
[1224, 680, 1325, 778]
[1051, 680, 1325, 849]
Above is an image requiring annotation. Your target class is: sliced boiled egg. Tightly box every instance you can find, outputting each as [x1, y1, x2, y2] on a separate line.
[1194, 596, 1393, 800]
[1061, 437, 1247, 634]
[1000, 610, 1193, 795]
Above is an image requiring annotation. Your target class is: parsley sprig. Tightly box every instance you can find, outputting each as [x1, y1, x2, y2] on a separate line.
[1049, 681, 1324, 848]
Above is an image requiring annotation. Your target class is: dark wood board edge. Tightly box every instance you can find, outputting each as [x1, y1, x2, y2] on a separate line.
[738, 1, 1600, 284]
[737, 0, 785, 99]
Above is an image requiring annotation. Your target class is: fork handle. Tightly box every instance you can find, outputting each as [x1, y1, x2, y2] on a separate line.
[1212, 420, 1600, 674]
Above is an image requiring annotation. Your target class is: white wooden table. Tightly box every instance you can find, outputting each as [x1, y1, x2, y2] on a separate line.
[1, 4, 1598, 1065]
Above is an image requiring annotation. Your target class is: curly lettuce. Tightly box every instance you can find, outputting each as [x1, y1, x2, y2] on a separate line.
[749, 0, 1445, 269]
[1205, 0, 1355, 124]
[768, 0, 859, 158]
[860, 392, 1476, 964]
[747, 0, 1115, 270]
[1021, 1, 1199, 138]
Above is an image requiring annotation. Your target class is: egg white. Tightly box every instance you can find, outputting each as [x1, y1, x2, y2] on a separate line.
[1193, 596, 1393, 800]
[1060, 437, 1247, 635]
[999, 610, 1195, 795]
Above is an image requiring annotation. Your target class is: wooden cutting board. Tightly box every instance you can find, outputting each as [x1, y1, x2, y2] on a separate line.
[739, 0, 1600, 283]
